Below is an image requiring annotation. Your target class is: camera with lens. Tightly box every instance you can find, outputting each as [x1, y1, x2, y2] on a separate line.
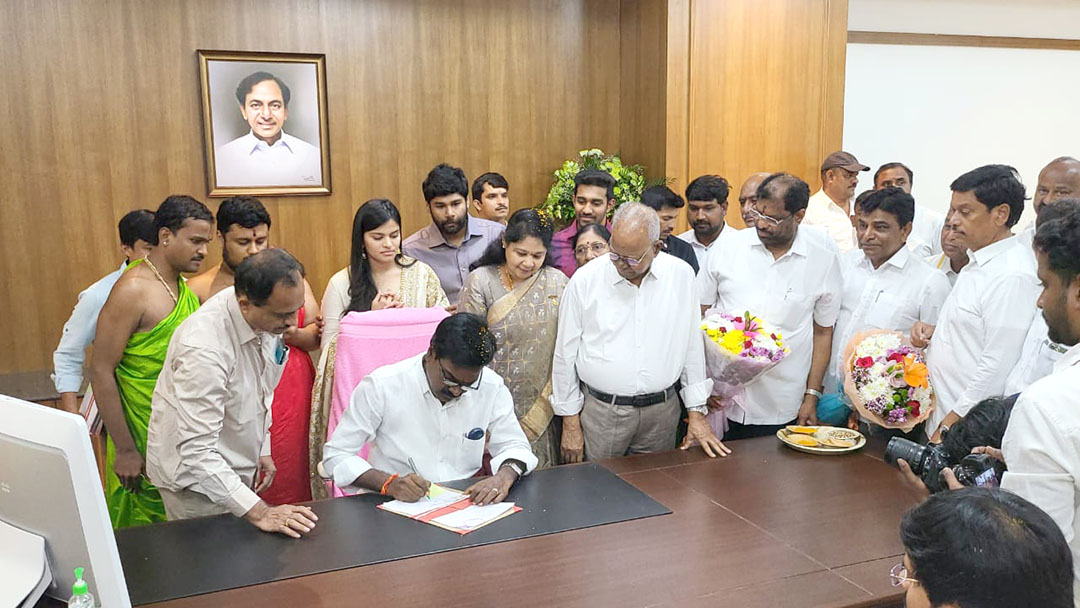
[884, 438, 1005, 493]
[883, 394, 1016, 493]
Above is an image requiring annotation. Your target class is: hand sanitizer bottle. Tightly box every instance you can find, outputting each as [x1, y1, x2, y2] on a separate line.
[68, 567, 95, 607]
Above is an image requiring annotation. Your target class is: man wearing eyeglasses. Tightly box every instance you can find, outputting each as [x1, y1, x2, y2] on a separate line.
[322, 313, 537, 506]
[552, 203, 730, 463]
[804, 151, 870, 253]
[698, 173, 843, 439]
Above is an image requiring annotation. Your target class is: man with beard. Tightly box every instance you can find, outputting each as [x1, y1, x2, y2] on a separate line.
[549, 169, 617, 277]
[912, 165, 1039, 443]
[994, 203, 1080, 599]
[188, 195, 322, 505]
[90, 195, 214, 527]
[404, 164, 504, 305]
[698, 173, 842, 438]
[146, 249, 318, 537]
[738, 172, 771, 229]
[804, 151, 870, 253]
[676, 174, 732, 269]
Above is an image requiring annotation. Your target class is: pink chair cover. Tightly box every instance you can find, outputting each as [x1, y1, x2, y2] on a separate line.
[327, 307, 450, 496]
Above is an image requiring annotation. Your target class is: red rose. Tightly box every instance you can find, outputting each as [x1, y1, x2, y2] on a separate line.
[744, 341, 753, 349]
[771, 333, 778, 340]
[856, 356, 875, 368]
[734, 316, 743, 323]
[908, 401, 921, 417]
[887, 352, 905, 363]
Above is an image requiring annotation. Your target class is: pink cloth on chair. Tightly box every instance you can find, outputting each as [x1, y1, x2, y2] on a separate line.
[327, 307, 450, 496]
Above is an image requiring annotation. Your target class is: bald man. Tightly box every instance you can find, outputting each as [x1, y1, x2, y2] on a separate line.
[738, 172, 771, 229]
[1021, 157, 1080, 249]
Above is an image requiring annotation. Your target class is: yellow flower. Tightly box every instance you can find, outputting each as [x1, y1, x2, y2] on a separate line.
[720, 329, 746, 354]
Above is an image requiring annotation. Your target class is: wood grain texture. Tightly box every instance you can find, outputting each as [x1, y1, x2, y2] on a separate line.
[141, 438, 909, 608]
[2, 0, 847, 374]
[685, 0, 848, 229]
[848, 30, 1080, 51]
[0, 0, 622, 374]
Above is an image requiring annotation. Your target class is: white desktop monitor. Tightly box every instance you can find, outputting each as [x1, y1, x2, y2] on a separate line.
[0, 394, 131, 607]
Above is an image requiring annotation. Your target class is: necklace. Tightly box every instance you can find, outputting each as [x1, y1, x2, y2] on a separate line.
[143, 256, 178, 305]
[500, 265, 515, 291]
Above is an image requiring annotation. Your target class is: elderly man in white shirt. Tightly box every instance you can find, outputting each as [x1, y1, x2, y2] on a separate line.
[553, 202, 728, 463]
[146, 249, 318, 538]
[824, 188, 951, 430]
[677, 174, 733, 269]
[998, 205, 1080, 601]
[1003, 199, 1080, 394]
[871, 162, 946, 259]
[924, 217, 968, 288]
[912, 165, 1040, 442]
[215, 72, 321, 188]
[323, 313, 537, 506]
[804, 151, 870, 253]
[699, 173, 843, 439]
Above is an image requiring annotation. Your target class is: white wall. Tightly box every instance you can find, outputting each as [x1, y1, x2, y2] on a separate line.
[843, 0, 1080, 227]
[848, 0, 1080, 39]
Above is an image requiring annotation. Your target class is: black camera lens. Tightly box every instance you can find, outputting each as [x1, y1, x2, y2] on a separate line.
[884, 437, 928, 473]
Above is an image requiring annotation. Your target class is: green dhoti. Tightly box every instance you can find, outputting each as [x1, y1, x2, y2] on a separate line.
[105, 271, 198, 528]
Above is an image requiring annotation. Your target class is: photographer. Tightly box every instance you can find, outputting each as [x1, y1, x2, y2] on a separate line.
[896, 487, 1073, 608]
[893, 395, 1015, 499]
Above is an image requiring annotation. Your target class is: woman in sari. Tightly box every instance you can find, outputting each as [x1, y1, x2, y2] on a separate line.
[459, 209, 567, 469]
[310, 199, 449, 497]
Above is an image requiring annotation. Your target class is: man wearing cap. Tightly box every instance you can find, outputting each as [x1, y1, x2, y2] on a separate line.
[805, 151, 870, 253]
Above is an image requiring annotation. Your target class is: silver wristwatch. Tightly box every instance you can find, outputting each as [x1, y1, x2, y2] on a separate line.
[501, 459, 525, 478]
[687, 405, 709, 416]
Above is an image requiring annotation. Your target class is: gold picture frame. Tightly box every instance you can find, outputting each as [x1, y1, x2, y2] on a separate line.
[198, 50, 331, 197]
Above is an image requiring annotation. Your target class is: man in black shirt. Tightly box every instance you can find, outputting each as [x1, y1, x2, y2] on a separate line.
[640, 185, 699, 274]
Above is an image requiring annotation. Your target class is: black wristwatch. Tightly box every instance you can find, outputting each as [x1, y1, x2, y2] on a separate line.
[500, 459, 526, 479]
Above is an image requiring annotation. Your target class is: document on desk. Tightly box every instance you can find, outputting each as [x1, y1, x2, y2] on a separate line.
[377, 483, 522, 535]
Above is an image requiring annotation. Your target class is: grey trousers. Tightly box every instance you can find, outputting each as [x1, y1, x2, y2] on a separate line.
[158, 486, 231, 521]
[580, 389, 680, 460]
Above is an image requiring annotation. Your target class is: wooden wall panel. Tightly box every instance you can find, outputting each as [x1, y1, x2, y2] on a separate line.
[619, 0, 668, 181]
[0, 0, 622, 374]
[685, 0, 848, 228]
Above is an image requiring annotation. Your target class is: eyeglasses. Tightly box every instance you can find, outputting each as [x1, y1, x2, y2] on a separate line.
[575, 242, 609, 256]
[889, 563, 919, 588]
[438, 361, 482, 392]
[608, 244, 653, 267]
[748, 206, 794, 228]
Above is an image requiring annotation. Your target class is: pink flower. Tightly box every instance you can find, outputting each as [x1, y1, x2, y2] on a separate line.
[856, 356, 875, 368]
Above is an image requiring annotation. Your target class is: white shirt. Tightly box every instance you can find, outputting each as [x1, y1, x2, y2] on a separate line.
[925, 236, 1039, 431]
[828, 247, 951, 390]
[146, 288, 286, 517]
[215, 131, 321, 187]
[925, 252, 962, 287]
[322, 353, 537, 487]
[1004, 313, 1068, 395]
[698, 227, 843, 424]
[804, 189, 856, 253]
[907, 205, 945, 258]
[52, 262, 126, 393]
[551, 252, 712, 416]
[1001, 343, 1080, 600]
[676, 226, 735, 270]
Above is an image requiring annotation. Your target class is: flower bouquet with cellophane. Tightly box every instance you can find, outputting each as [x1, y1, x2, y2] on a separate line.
[700, 311, 791, 437]
[842, 330, 934, 432]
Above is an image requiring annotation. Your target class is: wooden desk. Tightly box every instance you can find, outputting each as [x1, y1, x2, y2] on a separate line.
[143, 436, 912, 608]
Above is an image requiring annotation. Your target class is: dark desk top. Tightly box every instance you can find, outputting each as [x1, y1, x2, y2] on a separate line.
[142, 436, 912, 608]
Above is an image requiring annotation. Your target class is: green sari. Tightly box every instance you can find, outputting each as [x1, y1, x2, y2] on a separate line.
[104, 266, 199, 528]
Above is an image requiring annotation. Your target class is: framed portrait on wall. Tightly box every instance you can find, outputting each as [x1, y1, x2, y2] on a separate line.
[198, 50, 331, 196]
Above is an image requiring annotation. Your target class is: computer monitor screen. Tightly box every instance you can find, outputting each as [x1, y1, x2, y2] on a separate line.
[0, 394, 130, 606]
